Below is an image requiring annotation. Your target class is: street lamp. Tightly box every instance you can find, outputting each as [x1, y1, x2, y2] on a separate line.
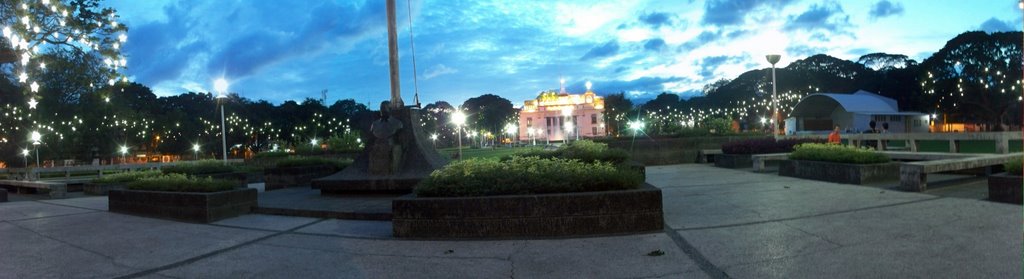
[504, 123, 517, 148]
[310, 138, 319, 151]
[21, 148, 29, 168]
[192, 144, 200, 161]
[561, 107, 573, 143]
[430, 133, 438, 148]
[214, 78, 229, 165]
[527, 128, 536, 146]
[119, 145, 128, 164]
[563, 122, 573, 143]
[766, 54, 781, 136]
[30, 131, 40, 167]
[451, 110, 467, 159]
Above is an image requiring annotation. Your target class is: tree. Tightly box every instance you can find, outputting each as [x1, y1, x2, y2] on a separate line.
[603, 92, 633, 136]
[461, 94, 515, 136]
[920, 31, 1022, 130]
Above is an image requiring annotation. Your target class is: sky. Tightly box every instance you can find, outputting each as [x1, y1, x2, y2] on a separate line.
[105, 0, 1022, 107]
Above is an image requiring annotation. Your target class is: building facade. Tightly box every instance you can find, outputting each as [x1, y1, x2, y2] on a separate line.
[518, 85, 606, 142]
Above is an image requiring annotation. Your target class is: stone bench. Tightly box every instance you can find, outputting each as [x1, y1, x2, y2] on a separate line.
[752, 153, 790, 172]
[899, 153, 1020, 192]
[0, 180, 68, 198]
[697, 149, 722, 163]
[880, 151, 978, 161]
[0, 188, 7, 202]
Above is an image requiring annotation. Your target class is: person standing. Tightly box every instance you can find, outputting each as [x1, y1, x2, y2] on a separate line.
[828, 125, 842, 144]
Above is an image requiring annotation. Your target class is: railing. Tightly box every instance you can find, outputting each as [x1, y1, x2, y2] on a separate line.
[780, 132, 1021, 153]
[0, 159, 245, 181]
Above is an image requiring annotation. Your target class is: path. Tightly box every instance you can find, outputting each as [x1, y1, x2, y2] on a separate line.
[0, 164, 1018, 278]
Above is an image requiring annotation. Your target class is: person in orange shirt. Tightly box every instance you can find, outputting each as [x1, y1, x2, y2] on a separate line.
[828, 125, 841, 144]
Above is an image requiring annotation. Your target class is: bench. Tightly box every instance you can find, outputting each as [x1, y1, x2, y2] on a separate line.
[697, 149, 722, 163]
[880, 151, 977, 161]
[899, 153, 1021, 192]
[0, 188, 6, 202]
[752, 153, 790, 172]
[0, 180, 68, 198]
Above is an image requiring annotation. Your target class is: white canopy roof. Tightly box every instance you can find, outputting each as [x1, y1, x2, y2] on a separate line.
[790, 90, 899, 117]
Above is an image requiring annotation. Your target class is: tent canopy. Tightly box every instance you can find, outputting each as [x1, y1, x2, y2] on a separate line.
[789, 90, 898, 117]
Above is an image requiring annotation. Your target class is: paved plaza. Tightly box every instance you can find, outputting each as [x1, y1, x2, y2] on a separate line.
[1, 164, 1020, 278]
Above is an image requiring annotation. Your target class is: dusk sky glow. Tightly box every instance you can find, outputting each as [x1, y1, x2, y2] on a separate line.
[106, 0, 1021, 106]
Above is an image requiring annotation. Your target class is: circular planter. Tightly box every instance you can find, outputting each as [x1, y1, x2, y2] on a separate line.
[988, 173, 1022, 204]
[779, 160, 898, 185]
[108, 188, 257, 223]
[392, 183, 663, 239]
[714, 154, 753, 169]
[264, 165, 338, 191]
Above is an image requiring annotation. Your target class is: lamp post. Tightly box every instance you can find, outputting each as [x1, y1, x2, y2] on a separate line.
[192, 144, 200, 161]
[430, 133, 438, 148]
[22, 148, 29, 168]
[504, 123, 516, 148]
[310, 138, 319, 152]
[30, 131, 40, 167]
[214, 78, 229, 165]
[766, 54, 781, 136]
[561, 107, 573, 143]
[119, 145, 128, 164]
[451, 111, 467, 160]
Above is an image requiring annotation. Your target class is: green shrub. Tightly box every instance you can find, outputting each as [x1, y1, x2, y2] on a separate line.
[254, 151, 290, 158]
[416, 156, 643, 197]
[325, 133, 363, 153]
[161, 160, 236, 175]
[127, 173, 236, 192]
[275, 157, 352, 169]
[788, 143, 890, 164]
[502, 140, 629, 164]
[1005, 157, 1022, 176]
[92, 170, 162, 184]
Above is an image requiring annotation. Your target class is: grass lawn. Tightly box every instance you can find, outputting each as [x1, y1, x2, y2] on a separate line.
[437, 146, 544, 160]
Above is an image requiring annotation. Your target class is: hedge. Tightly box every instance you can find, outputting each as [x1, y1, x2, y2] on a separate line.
[788, 143, 890, 164]
[415, 156, 643, 197]
[722, 137, 825, 155]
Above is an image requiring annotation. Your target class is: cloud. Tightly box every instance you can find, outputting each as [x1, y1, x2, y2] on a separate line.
[422, 64, 459, 80]
[868, 0, 904, 19]
[569, 76, 684, 95]
[639, 12, 672, 28]
[783, 2, 851, 33]
[698, 56, 732, 79]
[980, 18, 1013, 33]
[580, 40, 620, 61]
[206, 1, 386, 78]
[643, 38, 666, 51]
[123, 3, 206, 85]
[786, 45, 828, 57]
[702, 0, 796, 26]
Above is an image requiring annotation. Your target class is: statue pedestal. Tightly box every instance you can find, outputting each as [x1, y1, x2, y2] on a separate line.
[312, 107, 447, 194]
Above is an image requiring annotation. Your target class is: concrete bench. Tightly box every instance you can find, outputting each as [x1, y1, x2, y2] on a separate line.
[697, 149, 722, 163]
[881, 151, 978, 161]
[0, 180, 68, 198]
[752, 153, 790, 172]
[899, 153, 1021, 192]
[0, 188, 7, 202]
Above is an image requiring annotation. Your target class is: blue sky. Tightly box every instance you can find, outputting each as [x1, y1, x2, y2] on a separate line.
[106, 0, 1021, 106]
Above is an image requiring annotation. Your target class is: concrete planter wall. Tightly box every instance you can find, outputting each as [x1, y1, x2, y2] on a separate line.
[197, 172, 249, 188]
[988, 173, 1022, 204]
[779, 160, 898, 185]
[264, 165, 338, 191]
[108, 188, 257, 223]
[392, 184, 663, 239]
[714, 154, 752, 169]
[83, 182, 126, 195]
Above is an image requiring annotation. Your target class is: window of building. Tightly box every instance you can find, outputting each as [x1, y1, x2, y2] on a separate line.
[591, 114, 597, 124]
[558, 118, 563, 127]
[527, 118, 532, 127]
[592, 127, 597, 135]
[546, 117, 551, 126]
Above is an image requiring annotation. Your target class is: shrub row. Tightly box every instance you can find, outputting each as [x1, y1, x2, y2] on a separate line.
[415, 156, 644, 197]
[722, 137, 826, 155]
[127, 173, 236, 193]
[161, 160, 237, 175]
[253, 151, 290, 159]
[92, 170, 163, 184]
[275, 157, 352, 169]
[501, 140, 629, 164]
[788, 143, 890, 164]
[1006, 157, 1022, 176]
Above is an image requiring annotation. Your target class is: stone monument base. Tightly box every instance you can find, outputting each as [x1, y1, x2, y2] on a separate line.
[312, 106, 446, 194]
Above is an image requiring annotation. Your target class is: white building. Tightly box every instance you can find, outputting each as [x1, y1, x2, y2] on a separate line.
[785, 90, 929, 134]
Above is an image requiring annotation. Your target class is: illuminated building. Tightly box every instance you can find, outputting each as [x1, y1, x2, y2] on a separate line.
[518, 81, 606, 142]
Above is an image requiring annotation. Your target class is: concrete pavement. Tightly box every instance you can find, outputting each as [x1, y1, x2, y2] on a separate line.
[0, 164, 1019, 278]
